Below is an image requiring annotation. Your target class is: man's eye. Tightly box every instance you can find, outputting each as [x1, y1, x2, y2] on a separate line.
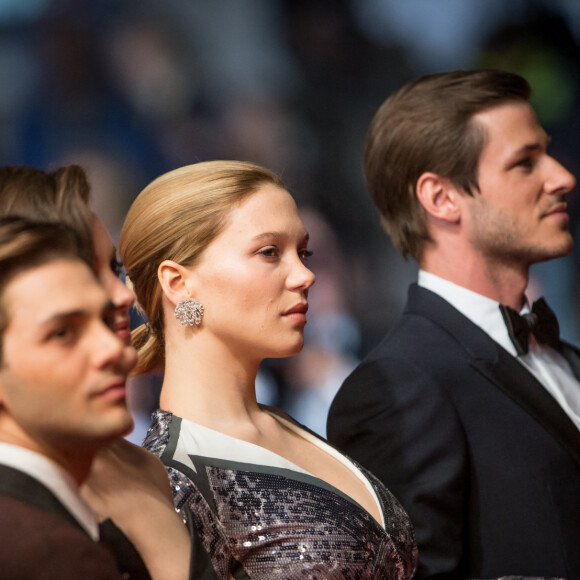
[516, 157, 534, 169]
[49, 326, 72, 341]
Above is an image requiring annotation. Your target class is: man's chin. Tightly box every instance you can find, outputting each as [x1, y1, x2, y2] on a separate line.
[94, 412, 135, 444]
[552, 235, 574, 258]
[115, 414, 135, 440]
[531, 233, 574, 263]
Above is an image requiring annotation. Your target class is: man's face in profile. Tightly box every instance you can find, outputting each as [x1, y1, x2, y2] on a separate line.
[0, 258, 136, 462]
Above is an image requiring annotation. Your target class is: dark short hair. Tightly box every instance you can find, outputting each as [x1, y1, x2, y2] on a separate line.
[0, 164, 94, 260]
[0, 217, 93, 363]
[363, 69, 531, 261]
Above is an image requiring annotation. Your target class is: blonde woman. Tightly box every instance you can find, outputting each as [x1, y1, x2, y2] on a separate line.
[120, 160, 417, 580]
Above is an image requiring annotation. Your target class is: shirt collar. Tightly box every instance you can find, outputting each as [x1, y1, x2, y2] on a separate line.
[0, 442, 99, 540]
[418, 270, 526, 357]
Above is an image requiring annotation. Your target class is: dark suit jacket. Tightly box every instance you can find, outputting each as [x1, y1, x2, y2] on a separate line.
[327, 284, 580, 580]
[0, 465, 150, 579]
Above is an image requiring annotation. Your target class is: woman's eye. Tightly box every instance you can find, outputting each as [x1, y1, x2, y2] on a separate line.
[259, 247, 279, 258]
[110, 259, 124, 278]
[299, 249, 313, 262]
[103, 312, 116, 331]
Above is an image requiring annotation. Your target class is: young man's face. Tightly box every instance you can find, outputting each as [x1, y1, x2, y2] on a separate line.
[462, 101, 576, 267]
[0, 259, 136, 464]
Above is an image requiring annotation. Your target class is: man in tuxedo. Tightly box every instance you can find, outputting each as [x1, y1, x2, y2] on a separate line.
[327, 70, 580, 579]
[0, 217, 148, 579]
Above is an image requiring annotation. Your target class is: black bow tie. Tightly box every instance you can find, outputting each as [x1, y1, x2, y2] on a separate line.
[499, 298, 560, 356]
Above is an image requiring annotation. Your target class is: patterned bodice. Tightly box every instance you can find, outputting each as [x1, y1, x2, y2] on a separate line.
[143, 409, 417, 579]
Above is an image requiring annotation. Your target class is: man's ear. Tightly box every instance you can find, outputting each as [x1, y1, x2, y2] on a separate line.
[157, 260, 194, 307]
[416, 172, 462, 224]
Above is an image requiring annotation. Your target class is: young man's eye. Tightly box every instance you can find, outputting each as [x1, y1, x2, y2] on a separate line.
[516, 157, 534, 169]
[48, 326, 73, 341]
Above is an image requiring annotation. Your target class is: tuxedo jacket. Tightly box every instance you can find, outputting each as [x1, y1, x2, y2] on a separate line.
[0, 465, 150, 579]
[327, 284, 580, 580]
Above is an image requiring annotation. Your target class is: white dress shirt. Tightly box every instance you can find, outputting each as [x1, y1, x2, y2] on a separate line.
[0, 442, 99, 540]
[418, 270, 580, 431]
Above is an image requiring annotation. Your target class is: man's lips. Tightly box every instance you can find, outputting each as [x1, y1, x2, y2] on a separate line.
[93, 379, 127, 402]
[544, 202, 568, 217]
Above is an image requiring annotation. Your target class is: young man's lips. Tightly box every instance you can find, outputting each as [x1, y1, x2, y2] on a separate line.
[545, 203, 568, 216]
[95, 380, 127, 401]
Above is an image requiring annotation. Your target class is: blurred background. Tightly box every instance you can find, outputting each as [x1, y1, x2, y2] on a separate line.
[2, 0, 580, 440]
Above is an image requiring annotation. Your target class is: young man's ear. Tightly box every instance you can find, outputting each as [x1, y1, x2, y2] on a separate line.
[416, 172, 462, 224]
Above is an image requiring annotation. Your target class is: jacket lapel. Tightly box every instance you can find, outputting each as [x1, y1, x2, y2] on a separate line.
[471, 351, 580, 466]
[406, 284, 580, 467]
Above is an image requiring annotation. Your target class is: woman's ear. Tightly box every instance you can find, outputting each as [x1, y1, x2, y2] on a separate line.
[158, 260, 193, 307]
[416, 172, 461, 224]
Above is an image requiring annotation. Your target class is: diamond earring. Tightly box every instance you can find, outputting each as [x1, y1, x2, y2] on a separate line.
[174, 298, 204, 327]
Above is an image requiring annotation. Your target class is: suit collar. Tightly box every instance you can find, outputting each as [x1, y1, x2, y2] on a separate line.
[0, 444, 99, 539]
[418, 270, 519, 356]
[405, 284, 500, 360]
[406, 284, 580, 466]
[0, 465, 86, 532]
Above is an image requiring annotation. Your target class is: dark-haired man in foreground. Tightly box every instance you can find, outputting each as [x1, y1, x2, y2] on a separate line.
[328, 70, 580, 578]
[0, 217, 148, 579]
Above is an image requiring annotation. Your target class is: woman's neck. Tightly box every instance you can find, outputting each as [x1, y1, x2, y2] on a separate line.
[159, 337, 263, 431]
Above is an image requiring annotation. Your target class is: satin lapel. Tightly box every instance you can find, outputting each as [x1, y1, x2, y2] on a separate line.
[406, 284, 580, 467]
[471, 351, 580, 466]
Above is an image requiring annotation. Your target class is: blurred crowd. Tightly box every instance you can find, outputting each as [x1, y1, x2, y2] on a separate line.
[2, 0, 580, 439]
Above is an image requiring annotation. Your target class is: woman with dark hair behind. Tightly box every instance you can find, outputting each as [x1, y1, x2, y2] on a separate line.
[0, 164, 193, 580]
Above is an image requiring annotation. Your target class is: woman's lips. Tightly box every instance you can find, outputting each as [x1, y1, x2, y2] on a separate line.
[114, 319, 132, 344]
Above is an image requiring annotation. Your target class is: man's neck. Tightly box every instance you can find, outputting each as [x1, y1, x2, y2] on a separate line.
[420, 249, 529, 310]
[0, 427, 94, 486]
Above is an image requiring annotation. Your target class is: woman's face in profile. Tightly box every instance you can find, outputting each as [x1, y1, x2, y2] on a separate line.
[92, 216, 134, 345]
[189, 185, 315, 362]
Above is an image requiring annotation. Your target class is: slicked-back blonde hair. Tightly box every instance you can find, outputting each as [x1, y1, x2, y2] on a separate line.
[120, 160, 286, 375]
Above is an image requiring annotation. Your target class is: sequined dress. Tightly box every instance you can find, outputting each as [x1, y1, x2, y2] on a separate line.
[143, 408, 417, 579]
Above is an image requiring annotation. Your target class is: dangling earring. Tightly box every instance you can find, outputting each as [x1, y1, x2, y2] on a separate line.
[174, 298, 204, 327]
